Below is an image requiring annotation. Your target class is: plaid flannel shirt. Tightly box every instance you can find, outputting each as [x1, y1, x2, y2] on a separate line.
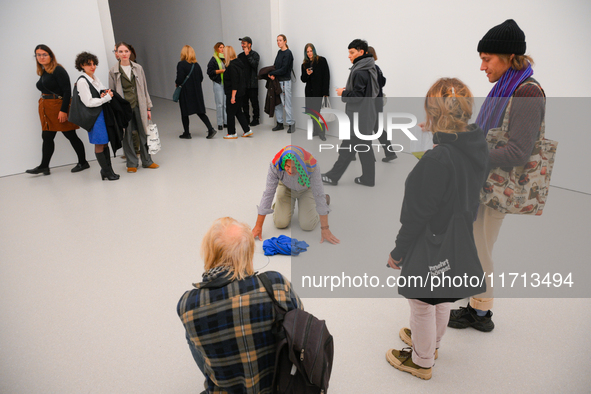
[177, 270, 303, 393]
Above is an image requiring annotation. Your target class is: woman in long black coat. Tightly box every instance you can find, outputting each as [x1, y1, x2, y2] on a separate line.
[176, 45, 216, 139]
[300, 43, 330, 140]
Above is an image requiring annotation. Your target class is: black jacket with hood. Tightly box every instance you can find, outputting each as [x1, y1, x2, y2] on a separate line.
[390, 125, 490, 262]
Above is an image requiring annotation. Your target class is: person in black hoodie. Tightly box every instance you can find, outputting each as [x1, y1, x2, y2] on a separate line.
[385, 78, 489, 380]
[322, 39, 379, 187]
[301, 43, 330, 141]
[222, 46, 252, 139]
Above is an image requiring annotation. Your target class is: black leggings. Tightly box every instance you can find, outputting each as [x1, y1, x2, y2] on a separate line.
[40, 130, 87, 168]
[181, 113, 213, 134]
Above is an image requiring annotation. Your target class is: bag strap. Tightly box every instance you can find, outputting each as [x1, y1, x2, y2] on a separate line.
[180, 64, 196, 87]
[258, 273, 288, 313]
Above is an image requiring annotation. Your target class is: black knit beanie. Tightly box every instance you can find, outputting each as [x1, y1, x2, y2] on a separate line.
[477, 19, 526, 55]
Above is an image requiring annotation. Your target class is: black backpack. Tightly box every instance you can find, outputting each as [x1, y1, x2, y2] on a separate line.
[258, 273, 334, 394]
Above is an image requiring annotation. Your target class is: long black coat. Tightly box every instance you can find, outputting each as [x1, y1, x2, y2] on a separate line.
[300, 56, 330, 97]
[176, 60, 206, 116]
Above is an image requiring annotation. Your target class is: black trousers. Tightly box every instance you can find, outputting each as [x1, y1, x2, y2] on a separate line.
[241, 88, 260, 122]
[324, 132, 376, 186]
[226, 95, 250, 135]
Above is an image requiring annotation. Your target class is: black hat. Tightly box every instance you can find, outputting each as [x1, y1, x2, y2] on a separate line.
[477, 19, 526, 55]
[239, 36, 252, 45]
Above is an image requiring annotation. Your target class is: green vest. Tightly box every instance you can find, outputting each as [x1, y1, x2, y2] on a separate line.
[119, 65, 138, 109]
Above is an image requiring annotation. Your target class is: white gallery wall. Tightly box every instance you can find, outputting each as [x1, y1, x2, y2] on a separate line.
[0, 0, 114, 178]
[2, 0, 590, 194]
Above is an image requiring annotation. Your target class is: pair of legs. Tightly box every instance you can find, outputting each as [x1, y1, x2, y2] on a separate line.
[38, 130, 87, 168]
[122, 106, 154, 169]
[181, 113, 214, 135]
[242, 87, 259, 124]
[273, 182, 319, 231]
[225, 95, 250, 136]
[213, 82, 227, 128]
[324, 132, 376, 186]
[274, 80, 293, 126]
[408, 300, 451, 368]
[471, 203, 506, 310]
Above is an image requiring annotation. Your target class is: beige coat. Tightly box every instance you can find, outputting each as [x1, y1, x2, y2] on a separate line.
[108, 61, 152, 134]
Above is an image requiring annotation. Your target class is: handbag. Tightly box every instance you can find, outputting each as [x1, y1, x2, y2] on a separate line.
[68, 78, 102, 131]
[320, 96, 336, 122]
[399, 146, 486, 300]
[146, 120, 161, 154]
[480, 80, 558, 215]
[172, 63, 195, 102]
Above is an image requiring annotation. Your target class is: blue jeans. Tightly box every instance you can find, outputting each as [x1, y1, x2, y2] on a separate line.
[213, 82, 227, 127]
[274, 80, 293, 125]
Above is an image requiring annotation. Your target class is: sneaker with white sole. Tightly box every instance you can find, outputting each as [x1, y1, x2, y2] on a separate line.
[386, 347, 432, 380]
[242, 130, 253, 137]
[223, 134, 238, 139]
[399, 327, 438, 360]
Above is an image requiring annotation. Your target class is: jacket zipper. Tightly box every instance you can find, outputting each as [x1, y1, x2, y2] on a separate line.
[300, 315, 313, 361]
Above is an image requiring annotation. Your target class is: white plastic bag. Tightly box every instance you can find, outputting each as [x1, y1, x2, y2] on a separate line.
[146, 120, 161, 154]
[320, 96, 336, 122]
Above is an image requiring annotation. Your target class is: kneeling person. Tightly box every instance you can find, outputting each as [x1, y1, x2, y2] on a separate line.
[253, 146, 339, 244]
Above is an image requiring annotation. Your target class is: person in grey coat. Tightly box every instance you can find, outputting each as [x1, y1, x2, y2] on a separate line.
[109, 41, 159, 173]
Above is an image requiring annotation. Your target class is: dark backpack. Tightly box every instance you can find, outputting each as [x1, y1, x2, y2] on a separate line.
[258, 273, 334, 394]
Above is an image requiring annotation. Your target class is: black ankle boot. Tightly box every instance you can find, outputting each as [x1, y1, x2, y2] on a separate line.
[272, 123, 284, 131]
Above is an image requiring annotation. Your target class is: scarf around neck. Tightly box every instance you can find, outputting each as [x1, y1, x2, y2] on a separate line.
[345, 55, 379, 98]
[214, 53, 225, 84]
[272, 145, 317, 187]
[476, 63, 533, 134]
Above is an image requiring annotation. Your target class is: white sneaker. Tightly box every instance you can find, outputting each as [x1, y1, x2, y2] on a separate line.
[242, 130, 253, 137]
[223, 134, 237, 139]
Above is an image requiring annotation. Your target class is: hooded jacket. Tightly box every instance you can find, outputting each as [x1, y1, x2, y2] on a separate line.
[390, 124, 490, 261]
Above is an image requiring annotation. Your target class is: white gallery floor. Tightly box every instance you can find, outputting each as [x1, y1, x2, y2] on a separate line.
[1, 97, 589, 393]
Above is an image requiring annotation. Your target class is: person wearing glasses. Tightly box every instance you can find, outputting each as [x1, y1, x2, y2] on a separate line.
[26, 44, 89, 176]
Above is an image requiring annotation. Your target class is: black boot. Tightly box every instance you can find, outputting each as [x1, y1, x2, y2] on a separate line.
[96, 148, 119, 181]
[272, 123, 284, 131]
[249, 118, 260, 126]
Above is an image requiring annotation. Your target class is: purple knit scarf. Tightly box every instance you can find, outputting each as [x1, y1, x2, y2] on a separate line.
[476, 63, 533, 135]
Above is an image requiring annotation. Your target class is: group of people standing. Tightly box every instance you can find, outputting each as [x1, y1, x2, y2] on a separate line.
[28, 42, 158, 181]
[178, 19, 547, 390]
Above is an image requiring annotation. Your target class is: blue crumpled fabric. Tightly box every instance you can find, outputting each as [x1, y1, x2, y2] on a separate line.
[263, 235, 309, 256]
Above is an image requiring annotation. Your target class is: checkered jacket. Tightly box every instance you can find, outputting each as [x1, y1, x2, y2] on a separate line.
[177, 270, 303, 393]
